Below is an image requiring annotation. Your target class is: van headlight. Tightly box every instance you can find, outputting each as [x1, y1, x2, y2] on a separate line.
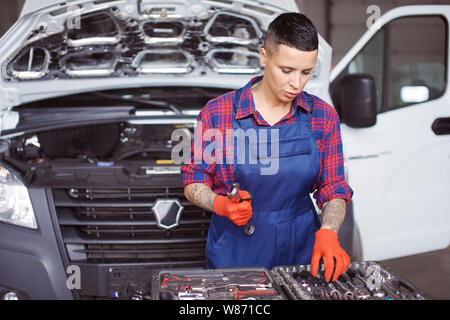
[0, 165, 37, 229]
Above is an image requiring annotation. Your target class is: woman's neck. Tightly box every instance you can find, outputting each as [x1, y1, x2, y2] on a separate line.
[252, 78, 291, 110]
[252, 79, 292, 126]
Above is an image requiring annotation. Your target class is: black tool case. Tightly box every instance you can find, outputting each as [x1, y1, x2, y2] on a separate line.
[151, 267, 287, 300]
[270, 261, 431, 300]
[149, 261, 431, 300]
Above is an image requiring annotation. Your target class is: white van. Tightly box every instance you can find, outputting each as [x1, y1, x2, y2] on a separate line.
[0, 0, 332, 299]
[0, 0, 447, 298]
[330, 5, 450, 261]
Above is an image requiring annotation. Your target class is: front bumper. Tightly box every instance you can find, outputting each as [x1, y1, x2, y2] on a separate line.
[0, 188, 72, 299]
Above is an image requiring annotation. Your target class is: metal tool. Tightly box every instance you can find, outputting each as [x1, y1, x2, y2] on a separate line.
[178, 292, 206, 300]
[332, 279, 354, 300]
[294, 269, 330, 300]
[279, 268, 314, 300]
[388, 279, 422, 300]
[339, 272, 371, 300]
[380, 282, 401, 300]
[232, 288, 277, 300]
[161, 274, 192, 291]
[234, 271, 268, 284]
[227, 182, 255, 235]
[325, 282, 342, 300]
[314, 271, 342, 300]
[190, 283, 272, 293]
[354, 266, 386, 299]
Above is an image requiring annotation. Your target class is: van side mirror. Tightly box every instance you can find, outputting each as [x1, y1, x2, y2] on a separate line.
[340, 74, 377, 128]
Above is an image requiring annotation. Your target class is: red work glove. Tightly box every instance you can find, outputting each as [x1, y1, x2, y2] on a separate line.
[213, 190, 252, 226]
[310, 228, 351, 282]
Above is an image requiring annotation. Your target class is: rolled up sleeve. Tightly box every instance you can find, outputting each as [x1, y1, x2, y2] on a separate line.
[313, 107, 353, 209]
[180, 104, 216, 188]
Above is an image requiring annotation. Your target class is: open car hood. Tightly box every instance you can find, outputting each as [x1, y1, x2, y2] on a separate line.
[0, 0, 332, 131]
[19, 0, 300, 18]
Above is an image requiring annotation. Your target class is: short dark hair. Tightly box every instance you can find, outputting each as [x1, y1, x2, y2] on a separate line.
[264, 12, 318, 56]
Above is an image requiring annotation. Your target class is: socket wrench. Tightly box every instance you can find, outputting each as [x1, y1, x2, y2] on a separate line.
[227, 182, 255, 235]
[339, 273, 371, 300]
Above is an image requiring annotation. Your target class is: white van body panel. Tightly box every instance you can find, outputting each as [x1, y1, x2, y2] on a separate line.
[331, 5, 450, 82]
[333, 5, 450, 260]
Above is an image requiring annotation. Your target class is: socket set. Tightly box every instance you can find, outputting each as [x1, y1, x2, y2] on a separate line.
[142, 262, 431, 300]
[271, 261, 431, 300]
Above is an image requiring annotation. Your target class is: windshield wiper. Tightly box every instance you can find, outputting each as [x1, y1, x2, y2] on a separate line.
[92, 91, 183, 115]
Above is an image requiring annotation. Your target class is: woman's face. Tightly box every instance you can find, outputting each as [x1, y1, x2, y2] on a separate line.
[260, 44, 318, 103]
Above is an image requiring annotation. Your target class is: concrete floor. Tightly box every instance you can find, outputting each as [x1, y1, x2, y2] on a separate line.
[380, 245, 450, 300]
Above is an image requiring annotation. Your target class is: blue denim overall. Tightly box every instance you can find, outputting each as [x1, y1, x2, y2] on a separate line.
[206, 87, 321, 269]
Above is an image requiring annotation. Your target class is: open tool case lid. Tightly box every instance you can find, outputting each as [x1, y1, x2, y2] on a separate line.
[150, 262, 432, 300]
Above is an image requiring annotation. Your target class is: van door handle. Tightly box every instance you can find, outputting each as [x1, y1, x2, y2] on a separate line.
[432, 118, 450, 135]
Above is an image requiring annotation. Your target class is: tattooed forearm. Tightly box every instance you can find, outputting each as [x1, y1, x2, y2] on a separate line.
[320, 198, 346, 233]
[184, 183, 217, 212]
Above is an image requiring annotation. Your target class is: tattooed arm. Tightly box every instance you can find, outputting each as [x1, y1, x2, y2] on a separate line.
[184, 183, 217, 212]
[320, 198, 346, 233]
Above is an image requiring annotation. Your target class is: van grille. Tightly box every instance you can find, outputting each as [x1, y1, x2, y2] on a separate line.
[53, 187, 209, 267]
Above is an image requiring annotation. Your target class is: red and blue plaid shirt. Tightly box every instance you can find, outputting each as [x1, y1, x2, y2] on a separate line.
[181, 76, 353, 209]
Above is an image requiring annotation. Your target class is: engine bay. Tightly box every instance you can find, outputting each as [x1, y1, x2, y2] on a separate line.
[9, 122, 186, 164]
[0, 85, 229, 177]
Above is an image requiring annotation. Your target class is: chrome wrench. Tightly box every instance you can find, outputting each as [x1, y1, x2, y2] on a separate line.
[339, 273, 371, 300]
[227, 183, 255, 235]
[333, 279, 354, 300]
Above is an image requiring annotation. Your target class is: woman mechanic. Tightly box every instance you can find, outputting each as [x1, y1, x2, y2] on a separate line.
[181, 13, 353, 282]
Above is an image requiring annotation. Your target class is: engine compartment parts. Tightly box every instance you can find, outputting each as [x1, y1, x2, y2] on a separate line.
[37, 123, 120, 159]
[148, 262, 430, 300]
[151, 268, 286, 300]
[8, 123, 194, 163]
[5, 7, 265, 81]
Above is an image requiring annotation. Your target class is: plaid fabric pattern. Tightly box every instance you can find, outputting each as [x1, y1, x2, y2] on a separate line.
[181, 76, 353, 209]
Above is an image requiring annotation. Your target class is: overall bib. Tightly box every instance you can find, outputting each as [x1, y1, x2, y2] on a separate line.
[206, 87, 321, 269]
